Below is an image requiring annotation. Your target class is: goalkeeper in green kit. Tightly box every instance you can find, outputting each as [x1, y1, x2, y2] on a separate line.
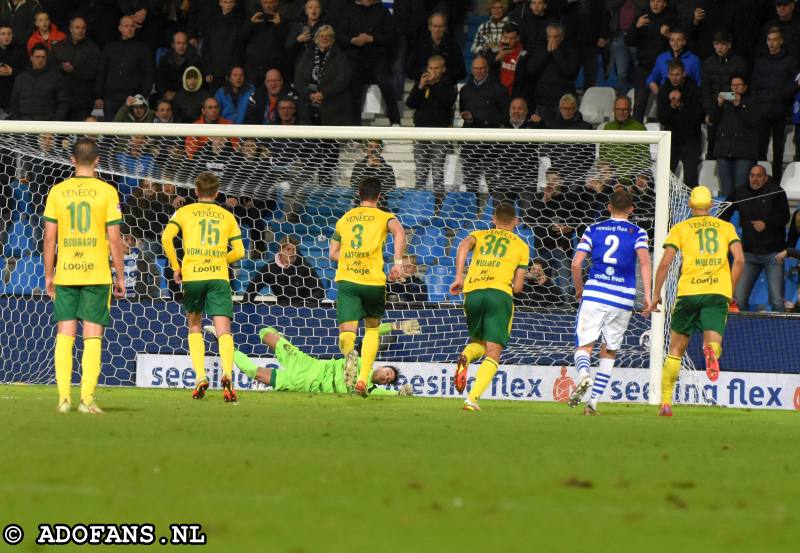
[204, 321, 419, 395]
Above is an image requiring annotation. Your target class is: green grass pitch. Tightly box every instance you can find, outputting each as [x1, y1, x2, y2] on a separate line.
[1, 385, 798, 553]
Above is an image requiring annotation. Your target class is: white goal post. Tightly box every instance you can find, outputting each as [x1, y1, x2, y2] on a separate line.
[0, 121, 673, 405]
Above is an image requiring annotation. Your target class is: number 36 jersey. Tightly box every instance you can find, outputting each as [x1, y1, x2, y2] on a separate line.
[332, 207, 396, 286]
[464, 229, 530, 297]
[576, 218, 648, 310]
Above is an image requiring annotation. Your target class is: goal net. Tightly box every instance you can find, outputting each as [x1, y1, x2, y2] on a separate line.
[0, 122, 686, 404]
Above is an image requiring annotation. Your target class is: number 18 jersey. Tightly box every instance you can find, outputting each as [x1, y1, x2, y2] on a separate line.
[333, 207, 396, 286]
[577, 218, 648, 310]
[464, 229, 530, 297]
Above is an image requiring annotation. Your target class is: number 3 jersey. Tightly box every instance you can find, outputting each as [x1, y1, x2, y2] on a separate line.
[332, 207, 396, 286]
[464, 229, 530, 297]
[576, 218, 648, 310]
[167, 201, 241, 282]
[43, 176, 123, 286]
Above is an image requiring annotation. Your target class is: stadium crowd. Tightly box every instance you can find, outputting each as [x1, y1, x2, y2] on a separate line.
[1, 0, 800, 312]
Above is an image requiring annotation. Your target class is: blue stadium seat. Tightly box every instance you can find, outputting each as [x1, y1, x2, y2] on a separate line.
[747, 273, 770, 311]
[301, 187, 354, 232]
[388, 189, 436, 228]
[5, 255, 44, 295]
[434, 192, 478, 229]
[413, 227, 448, 266]
[9, 179, 33, 217]
[516, 226, 536, 258]
[239, 225, 252, 254]
[155, 257, 169, 297]
[3, 219, 35, 257]
[425, 265, 460, 303]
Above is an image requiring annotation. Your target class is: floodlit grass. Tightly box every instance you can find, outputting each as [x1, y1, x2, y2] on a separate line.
[1, 385, 798, 553]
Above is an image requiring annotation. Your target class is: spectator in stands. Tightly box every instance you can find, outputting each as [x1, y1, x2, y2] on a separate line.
[189, 0, 239, 47]
[52, 16, 100, 121]
[245, 235, 325, 304]
[155, 30, 202, 104]
[201, 0, 243, 91]
[509, 0, 555, 52]
[497, 96, 538, 206]
[214, 66, 255, 124]
[625, 0, 674, 123]
[407, 12, 466, 85]
[646, 28, 702, 99]
[295, 25, 352, 126]
[518, 22, 578, 114]
[761, 0, 800, 61]
[720, 164, 790, 311]
[390, 0, 427, 101]
[285, 0, 327, 68]
[536, 93, 594, 183]
[700, 31, 748, 157]
[38, 0, 68, 31]
[599, 96, 650, 182]
[562, 0, 609, 91]
[185, 96, 236, 159]
[75, 0, 120, 49]
[350, 139, 396, 196]
[575, 160, 617, 223]
[606, 0, 645, 95]
[459, 55, 508, 195]
[776, 206, 800, 270]
[118, 0, 165, 51]
[491, 22, 524, 95]
[25, 10, 63, 53]
[709, 74, 760, 198]
[241, 0, 288, 86]
[94, 15, 154, 122]
[0, 23, 26, 117]
[0, 0, 40, 48]
[113, 93, 154, 122]
[220, 189, 272, 258]
[657, 58, 704, 187]
[245, 68, 297, 124]
[687, 0, 746, 60]
[9, 43, 68, 120]
[517, 257, 564, 306]
[387, 254, 427, 303]
[173, 65, 209, 123]
[752, 27, 797, 185]
[406, 54, 457, 200]
[153, 98, 173, 123]
[471, 0, 509, 59]
[340, 0, 400, 126]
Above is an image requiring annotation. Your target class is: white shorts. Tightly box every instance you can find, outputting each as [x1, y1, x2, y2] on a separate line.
[575, 300, 633, 350]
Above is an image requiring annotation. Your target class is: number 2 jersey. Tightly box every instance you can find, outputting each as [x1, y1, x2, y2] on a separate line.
[166, 201, 242, 282]
[42, 176, 123, 286]
[332, 206, 396, 286]
[463, 228, 530, 297]
[664, 215, 740, 298]
[576, 218, 648, 310]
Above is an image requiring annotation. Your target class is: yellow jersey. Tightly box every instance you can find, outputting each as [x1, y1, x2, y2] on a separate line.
[463, 228, 530, 297]
[332, 206, 396, 286]
[42, 176, 123, 286]
[166, 201, 241, 282]
[664, 215, 740, 298]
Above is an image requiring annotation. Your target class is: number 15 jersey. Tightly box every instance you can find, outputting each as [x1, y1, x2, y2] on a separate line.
[333, 207, 396, 286]
[464, 229, 530, 297]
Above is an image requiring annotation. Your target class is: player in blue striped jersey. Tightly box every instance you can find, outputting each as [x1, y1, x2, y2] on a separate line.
[568, 189, 652, 414]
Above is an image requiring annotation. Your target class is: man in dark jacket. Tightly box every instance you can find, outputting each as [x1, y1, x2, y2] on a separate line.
[498, 96, 538, 207]
[720, 164, 790, 311]
[118, 0, 164, 51]
[537, 92, 594, 183]
[75, 0, 121, 49]
[201, 0, 243, 90]
[459, 55, 508, 195]
[751, 26, 797, 184]
[155, 30, 202, 103]
[657, 59, 704, 187]
[509, 0, 556, 52]
[52, 16, 100, 121]
[761, 0, 800, 61]
[93, 15, 154, 122]
[406, 11, 466, 84]
[406, 54, 456, 197]
[244, 68, 297, 124]
[0, 23, 25, 116]
[516, 21, 578, 113]
[240, 0, 288, 86]
[562, 0, 609, 90]
[686, 0, 750, 60]
[245, 236, 325, 304]
[0, 0, 40, 47]
[9, 44, 68, 119]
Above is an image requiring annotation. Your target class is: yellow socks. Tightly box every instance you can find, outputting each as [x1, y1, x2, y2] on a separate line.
[338, 331, 356, 356]
[217, 333, 234, 380]
[188, 332, 206, 381]
[661, 355, 681, 405]
[55, 334, 75, 403]
[80, 337, 102, 405]
[461, 342, 486, 364]
[708, 342, 722, 359]
[358, 327, 380, 384]
[468, 358, 498, 403]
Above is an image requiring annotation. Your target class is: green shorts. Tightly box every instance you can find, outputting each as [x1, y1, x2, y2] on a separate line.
[464, 288, 514, 347]
[670, 294, 729, 337]
[53, 284, 112, 326]
[336, 280, 385, 324]
[272, 337, 327, 392]
[182, 279, 233, 318]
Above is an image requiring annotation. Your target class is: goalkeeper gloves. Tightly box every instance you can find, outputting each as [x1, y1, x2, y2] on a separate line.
[392, 319, 421, 335]
[398, 384, 414, 397]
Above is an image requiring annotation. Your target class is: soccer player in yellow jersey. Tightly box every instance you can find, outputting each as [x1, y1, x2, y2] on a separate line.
[650, 186, 744, 416]
[329, 177, 406, 398]
[161, 171, 245, 402]
[449, 203, 530, 411]
[43, 137, 126, 414]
